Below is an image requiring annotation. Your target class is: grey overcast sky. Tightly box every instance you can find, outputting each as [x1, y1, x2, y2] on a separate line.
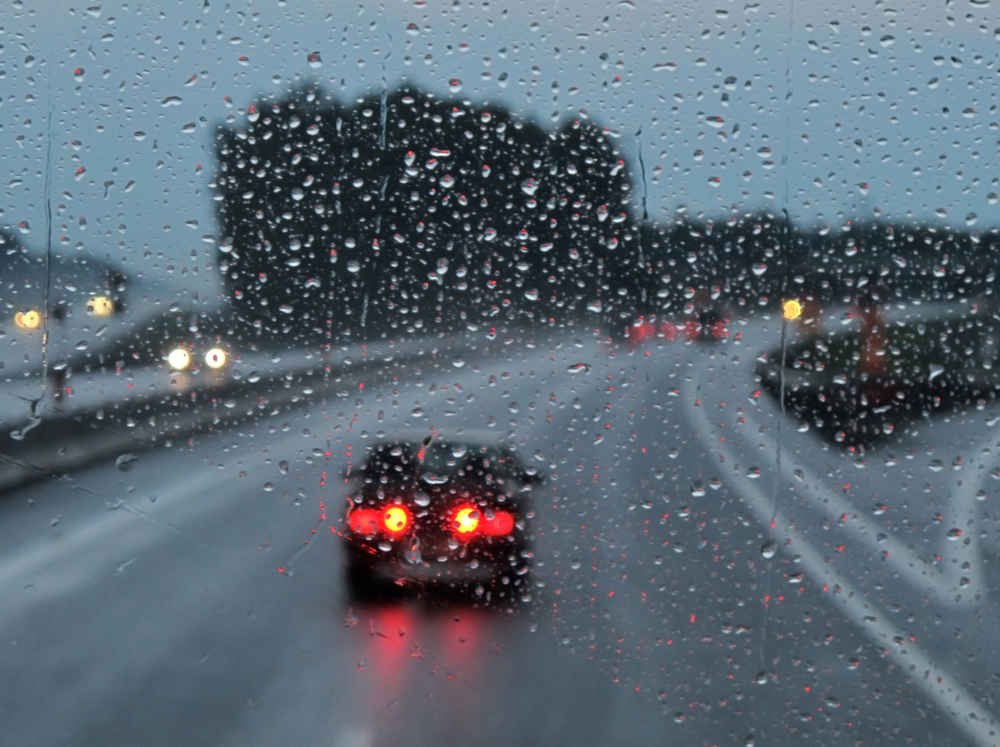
[1, 0, 998, 299]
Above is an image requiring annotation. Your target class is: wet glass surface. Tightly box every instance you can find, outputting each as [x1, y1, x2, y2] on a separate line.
[1, 2, 999, 745]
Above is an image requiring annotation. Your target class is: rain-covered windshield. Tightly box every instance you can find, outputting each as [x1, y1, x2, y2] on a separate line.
[2, 2, 999, 746]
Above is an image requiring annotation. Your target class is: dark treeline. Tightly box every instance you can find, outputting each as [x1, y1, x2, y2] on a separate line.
[213, 83, 643, 344]
[213, 83, 999, 346]
[641, 214, 1000, 317]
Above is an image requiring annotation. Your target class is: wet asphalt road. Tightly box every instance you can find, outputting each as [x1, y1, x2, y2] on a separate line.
[2, 321, 997, 746]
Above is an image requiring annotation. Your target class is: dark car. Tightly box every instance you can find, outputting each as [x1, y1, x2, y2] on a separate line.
[624, 314, 729, 347]
[340, 431, 539, 603]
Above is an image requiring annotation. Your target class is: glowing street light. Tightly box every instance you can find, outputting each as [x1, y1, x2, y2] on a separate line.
[783, 299, 802, 321]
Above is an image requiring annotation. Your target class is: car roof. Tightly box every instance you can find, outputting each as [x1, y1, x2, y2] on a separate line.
[368, 429, 514, 451]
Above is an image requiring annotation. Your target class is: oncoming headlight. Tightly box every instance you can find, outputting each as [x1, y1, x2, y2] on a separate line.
[15, 310, 41, 330]
[86, 296, 114, 316]
[167, 347, 191, 370]
[204, 347, 227, 369]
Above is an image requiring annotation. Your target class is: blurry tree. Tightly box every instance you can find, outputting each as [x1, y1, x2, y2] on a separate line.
[213, 84, 644, 344]
[640, 213, 1000, 318]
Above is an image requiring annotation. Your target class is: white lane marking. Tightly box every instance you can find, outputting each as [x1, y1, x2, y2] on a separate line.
[739, 402, 987, 605]
[684, 384, 999, 746]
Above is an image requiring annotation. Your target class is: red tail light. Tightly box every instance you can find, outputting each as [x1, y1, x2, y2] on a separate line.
[348, 505, 411, 537]
[481, 510, 514, 536]
[348, 508, 380, 535]
[382, 506, 410, 535]
[452, 505, 480, 537]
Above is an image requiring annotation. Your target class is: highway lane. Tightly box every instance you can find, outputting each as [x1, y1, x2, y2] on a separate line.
[1, 324, 995, 746]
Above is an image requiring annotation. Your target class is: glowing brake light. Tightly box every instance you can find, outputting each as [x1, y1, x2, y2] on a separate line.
[481, 510, 515, 536]
[382, 506, 410, 535]
[452, 506, 480, 536]
[348, 508, 380, 535]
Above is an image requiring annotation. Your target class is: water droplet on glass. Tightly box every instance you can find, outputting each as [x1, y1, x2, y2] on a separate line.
[521, 178, 539, 196]
[946, 528, 962, 540]
[17, 221, 30, 234]
[691, 482, 706, 497]
[307, 51, 323, 68]
[452, 357, 465, 368]
[761, 541, 777, 558]
[278, 460, 289, 475]
[746, 466, 761, 479]
[347, 260, 361, 273]
[116, 453, 138, 472]
[567, 363, 591, 374]
[448, 77, 463, 93]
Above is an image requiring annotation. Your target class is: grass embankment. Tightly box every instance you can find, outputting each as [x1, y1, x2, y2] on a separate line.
[784, 315, 998, 385]
[762, 314, 999, 445]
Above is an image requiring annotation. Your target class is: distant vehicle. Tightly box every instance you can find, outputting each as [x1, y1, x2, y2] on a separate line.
[625, 313, 729, 346]
[1, 243, 129, 331]
[340, 431, 540, 603]
[52, 305, 238, 380]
